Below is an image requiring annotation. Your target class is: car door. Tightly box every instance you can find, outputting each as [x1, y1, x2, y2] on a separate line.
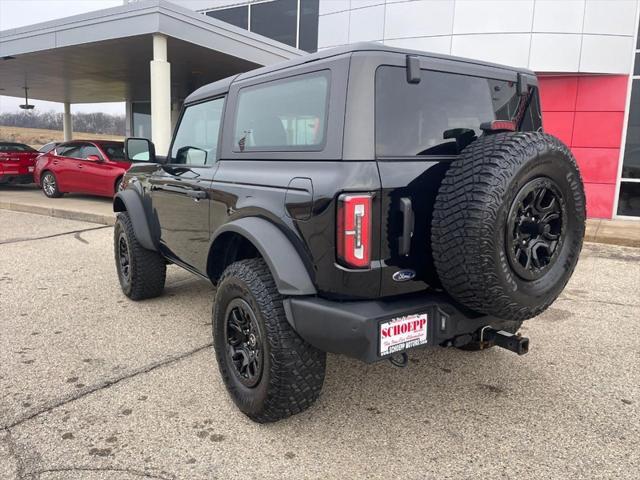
[77, 143, 115, 195]
[53, 142, 84, 192]
[149, 96, 225, 272]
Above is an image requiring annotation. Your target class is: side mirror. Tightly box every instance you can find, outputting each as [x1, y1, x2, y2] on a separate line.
[125, 137, 156, 163]
[86, 154, 102, 162]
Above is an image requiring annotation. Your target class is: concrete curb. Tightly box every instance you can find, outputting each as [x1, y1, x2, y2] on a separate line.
[0, 201, 115, 226]
[585, 218, 640, 248]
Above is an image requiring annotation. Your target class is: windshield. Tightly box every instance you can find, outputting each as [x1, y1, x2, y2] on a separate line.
[0, 143, 36, 152]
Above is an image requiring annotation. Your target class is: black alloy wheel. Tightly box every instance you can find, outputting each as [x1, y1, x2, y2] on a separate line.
[224, 298, 264, 388]
[506, 177, 566, 281]
[117, 231, 131, 287]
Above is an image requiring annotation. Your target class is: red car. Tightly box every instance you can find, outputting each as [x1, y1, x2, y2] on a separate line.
[0, 142, 39, 185]
[35, 140, 130, 198]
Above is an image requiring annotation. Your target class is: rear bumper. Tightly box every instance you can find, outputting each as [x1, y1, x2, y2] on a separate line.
[284, 291, 521, 363]
[0, 173, 33, 184]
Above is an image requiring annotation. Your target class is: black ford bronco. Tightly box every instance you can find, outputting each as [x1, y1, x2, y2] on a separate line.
[113, 43, 585, 423]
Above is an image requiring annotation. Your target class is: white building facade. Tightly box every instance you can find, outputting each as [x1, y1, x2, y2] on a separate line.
[171, 0, 640, 219]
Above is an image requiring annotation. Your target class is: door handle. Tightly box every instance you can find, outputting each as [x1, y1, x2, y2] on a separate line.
[187, 189, 207, 200]
[151, 183, 207, 200]
[398, 197, 414, 256]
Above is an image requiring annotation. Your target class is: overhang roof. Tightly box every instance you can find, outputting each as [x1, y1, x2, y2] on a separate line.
[0, 0, 302, 104]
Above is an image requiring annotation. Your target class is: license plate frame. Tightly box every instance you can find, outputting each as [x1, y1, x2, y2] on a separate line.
[378, 312, 429, 357]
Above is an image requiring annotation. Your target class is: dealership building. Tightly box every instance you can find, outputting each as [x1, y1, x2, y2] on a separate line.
[1, 0, 640, 219]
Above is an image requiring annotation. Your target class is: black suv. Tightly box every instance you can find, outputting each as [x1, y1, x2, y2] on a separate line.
[113, 43, 585, 423]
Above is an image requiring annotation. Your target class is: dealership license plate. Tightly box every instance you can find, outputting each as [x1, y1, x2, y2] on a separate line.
[379, 313, 428, 356]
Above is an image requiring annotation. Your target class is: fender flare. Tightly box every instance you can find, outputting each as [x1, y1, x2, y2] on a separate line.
[113, 189, 157, 251]
[211, 217, 317, 296]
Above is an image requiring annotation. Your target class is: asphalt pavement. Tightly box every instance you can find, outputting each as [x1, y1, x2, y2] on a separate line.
[0, 210, 638, 479]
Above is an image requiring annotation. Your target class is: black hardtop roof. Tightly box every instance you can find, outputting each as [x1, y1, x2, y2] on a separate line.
[185, 42, 535, 104]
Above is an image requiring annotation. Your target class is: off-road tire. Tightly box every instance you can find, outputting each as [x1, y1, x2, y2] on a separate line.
[114, 212, 166, 300]
[41, 171, 63, 198]
[213, 258, 326, 423]
[432, 132, 585, 321]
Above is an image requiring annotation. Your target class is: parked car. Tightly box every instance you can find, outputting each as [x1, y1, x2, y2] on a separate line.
[113, 43, 585, 423]
[0, 142, 39, 185]
[38, 142, 60, 155]
[35, 140, 129, 198]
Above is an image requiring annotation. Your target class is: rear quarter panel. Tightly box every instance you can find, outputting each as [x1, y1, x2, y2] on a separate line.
[211, 160, 382, 298]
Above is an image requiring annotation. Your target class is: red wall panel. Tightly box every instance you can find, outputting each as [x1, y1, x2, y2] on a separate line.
[571, 111, 625, 148]
[572, 148, 620, 184]
[583, 183, 616, 219]
[538, 74, 628, 219]
[542, 111, 574, 146]
[576, 76, 628, 112]
[538, 76, 578, 112]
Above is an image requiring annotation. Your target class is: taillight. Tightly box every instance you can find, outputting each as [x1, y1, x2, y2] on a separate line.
[480, 120, 516, 133]
[337, 193, 372, 269]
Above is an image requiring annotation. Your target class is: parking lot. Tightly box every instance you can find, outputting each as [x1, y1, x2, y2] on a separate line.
[0, 209, 638, 479]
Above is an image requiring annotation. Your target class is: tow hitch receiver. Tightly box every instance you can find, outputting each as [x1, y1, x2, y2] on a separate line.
[480, 327, 529, 355]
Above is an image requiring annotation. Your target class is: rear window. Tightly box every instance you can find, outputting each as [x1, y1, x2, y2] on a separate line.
[0, 143, 36, 152]
[233, 71, 329, 152]
[375, 66, 539, 157]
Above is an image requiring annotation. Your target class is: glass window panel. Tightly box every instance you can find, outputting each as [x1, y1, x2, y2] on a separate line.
[206, 6, 248, 30]
[170, 98, 225, 166]
[81, 144, 102, 160]
[375, 66, 535, 157]
[634, 53, 640, 76]
[59, 143, 83, 158]
[132, 102, 151, 139]
[250, 0, 298, 47]
[299, 0, 319, 52]
[233, 71, 330, 152]
[617, 182, 640, 216]
[100, 143, 126, 161]
[622, 80, 640, 179]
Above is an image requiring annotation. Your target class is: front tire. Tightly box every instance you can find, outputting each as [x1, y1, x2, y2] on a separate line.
[213, 258, 326, 423]
[114, 212, 166, 300]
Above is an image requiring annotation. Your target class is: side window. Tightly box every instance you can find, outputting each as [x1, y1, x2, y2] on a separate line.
[170, 97, 225, 166]
[59, 143, 83, 158]
[233, 71, 329, 152]
[81, 144, 103, 160]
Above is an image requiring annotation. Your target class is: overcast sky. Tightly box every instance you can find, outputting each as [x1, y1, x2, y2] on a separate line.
[0, 0, 125, 115]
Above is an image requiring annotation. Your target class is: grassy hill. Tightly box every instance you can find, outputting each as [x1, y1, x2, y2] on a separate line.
[0, 125, 123, 148]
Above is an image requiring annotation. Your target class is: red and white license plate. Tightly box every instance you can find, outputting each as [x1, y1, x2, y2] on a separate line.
[379, 313, 428, 356]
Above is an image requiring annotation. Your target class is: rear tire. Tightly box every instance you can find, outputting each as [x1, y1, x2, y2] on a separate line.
[213, 258, 326, 423]
[432, 132, 585, 321]
[114, 212, 166, 300]
[41, 171, 63, 198]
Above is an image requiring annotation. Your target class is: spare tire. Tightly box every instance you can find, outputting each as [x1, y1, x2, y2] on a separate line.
[432, 132, 585, 321]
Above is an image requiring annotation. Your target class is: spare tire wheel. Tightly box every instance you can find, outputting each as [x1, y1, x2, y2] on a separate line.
[431, 132, 586, 321]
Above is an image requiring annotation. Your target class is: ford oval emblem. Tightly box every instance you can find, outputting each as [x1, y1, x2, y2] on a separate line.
[392, 270, 416, 282]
